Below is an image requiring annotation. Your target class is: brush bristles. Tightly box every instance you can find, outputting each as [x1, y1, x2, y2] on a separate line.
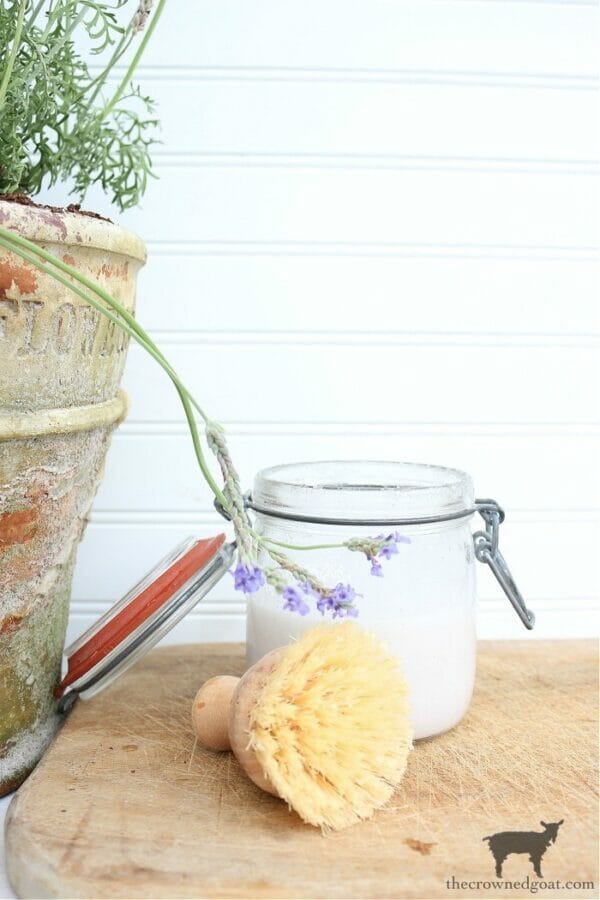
[248, 621, 412, 831]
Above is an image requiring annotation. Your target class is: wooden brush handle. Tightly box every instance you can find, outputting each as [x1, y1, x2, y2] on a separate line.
[191, 675, 239, 751]
[191, 648, 284, 797]
[227, 649, 283, 795]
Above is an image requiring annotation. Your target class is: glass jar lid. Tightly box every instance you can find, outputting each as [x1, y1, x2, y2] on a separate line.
[251, 460, 474, 526]
[56, 534, 234, 707]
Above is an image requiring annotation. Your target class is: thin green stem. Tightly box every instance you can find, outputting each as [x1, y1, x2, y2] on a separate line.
[176, 387, 225, 505]
[100, 0, 167, 120]
[85, 32, 133, 104]
[259, 536, 350, 552]
[0, 0, 28, 112]
[0, 228, 227, 507]
[41, 0, 57, 39]
[27, 0, 46, 28]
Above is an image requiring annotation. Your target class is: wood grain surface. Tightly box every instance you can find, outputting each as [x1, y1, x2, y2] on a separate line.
[5, 641, 599, 899]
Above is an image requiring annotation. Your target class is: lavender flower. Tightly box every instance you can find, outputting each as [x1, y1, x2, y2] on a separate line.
[232, 563, 265, 594]
[331, 600, 359, 619]
[316, 594, 334, 615]
[378, 540, 399, 560]
[300, 580, 321, 598]
[346, 531, 410, 577]
[315, 583, 359, 618]
[340, 605, 359, 618]
[132, 0, 154, 33]
[330, 583, 356, 605]
[330, 583, 359, 618]
[282, 586, 310, 616]
[370, 559, 384, 577]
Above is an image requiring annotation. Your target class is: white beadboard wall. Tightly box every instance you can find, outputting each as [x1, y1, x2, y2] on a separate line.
[49, 0, 600, 645]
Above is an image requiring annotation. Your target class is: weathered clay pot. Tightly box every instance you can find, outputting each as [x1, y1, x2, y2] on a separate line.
[0, 199, 145, 795]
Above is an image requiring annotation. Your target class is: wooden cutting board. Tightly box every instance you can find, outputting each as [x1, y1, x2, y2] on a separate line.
[5, 640, 599, 899]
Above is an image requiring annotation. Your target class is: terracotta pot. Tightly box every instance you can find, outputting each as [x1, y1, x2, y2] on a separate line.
[0, 200, 145, 795]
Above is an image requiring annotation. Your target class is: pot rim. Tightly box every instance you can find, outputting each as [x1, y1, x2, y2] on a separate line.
[0, 390, 128, 440]
[0, 199, 146, 263]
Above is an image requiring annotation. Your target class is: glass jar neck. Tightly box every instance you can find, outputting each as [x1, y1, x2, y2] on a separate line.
[252, 461, 474, 526]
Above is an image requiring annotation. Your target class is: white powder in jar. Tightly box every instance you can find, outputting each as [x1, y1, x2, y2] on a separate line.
[246, 595, 476, 740]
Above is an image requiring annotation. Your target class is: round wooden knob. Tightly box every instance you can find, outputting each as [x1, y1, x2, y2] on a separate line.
[191, 675, 239, 751]
[191, 649, 284, 794]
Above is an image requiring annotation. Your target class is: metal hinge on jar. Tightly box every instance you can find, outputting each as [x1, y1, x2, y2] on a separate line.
[473, 499, 535, 630]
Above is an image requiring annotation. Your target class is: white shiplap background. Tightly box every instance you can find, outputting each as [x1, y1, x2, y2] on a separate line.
[50, 0, 599, 645]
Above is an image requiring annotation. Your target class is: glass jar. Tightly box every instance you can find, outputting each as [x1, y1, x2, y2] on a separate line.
[245, 460, 533, 740]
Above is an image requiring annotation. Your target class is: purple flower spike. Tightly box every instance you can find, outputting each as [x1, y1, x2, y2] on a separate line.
[328, 583, 359, 618]
[282, 586, 310, 616]
[370, 559, 384, 577]
[300, 581, 320, 598]
[333, 604, 359, 619]
[232, 563, 265, 594]
[330, 583, 357, 605]
[379, 541, 399, 560]
[393, 532, 411, 544]
[316, 594, 334, 615]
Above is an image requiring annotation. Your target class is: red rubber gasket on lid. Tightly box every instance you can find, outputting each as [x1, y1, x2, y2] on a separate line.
[55, 533, 226, 698]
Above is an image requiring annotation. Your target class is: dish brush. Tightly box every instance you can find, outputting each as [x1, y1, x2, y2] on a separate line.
[191, 621, 412, 830]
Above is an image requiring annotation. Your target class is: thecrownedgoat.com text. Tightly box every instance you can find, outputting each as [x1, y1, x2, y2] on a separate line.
[445, 876, 596, 894]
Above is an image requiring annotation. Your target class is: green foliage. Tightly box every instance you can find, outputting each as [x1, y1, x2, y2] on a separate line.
[0, 0, 162, 211]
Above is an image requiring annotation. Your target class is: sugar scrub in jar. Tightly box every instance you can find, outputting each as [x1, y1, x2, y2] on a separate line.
[245, 461, 534, 740]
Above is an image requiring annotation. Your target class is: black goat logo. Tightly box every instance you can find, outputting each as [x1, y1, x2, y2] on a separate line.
[482, 820, 564, 878]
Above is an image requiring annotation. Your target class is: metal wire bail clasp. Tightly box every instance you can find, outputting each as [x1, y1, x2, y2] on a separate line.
[473, 499, 535, 630]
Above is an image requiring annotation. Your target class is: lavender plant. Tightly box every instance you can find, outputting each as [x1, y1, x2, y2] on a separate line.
[0, 225, 410, 617]
[0, 0, 165, 210]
